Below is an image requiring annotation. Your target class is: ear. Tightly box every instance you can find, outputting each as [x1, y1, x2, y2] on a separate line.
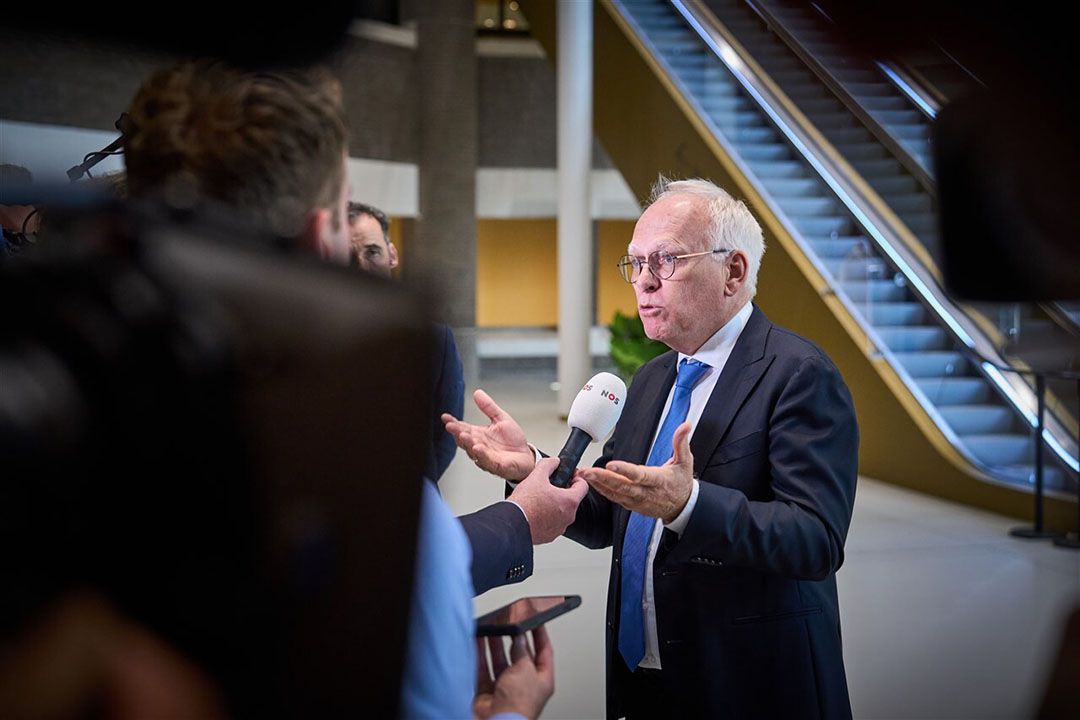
[725, 251, 748, 296]
[388, 241, 399, 270]
[300, 208, 336, 261]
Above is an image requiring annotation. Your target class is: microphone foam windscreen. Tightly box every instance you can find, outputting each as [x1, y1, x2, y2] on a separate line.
[567, 372, 627, 441]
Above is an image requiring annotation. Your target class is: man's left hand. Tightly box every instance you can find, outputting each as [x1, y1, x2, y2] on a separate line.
[581, 421, 694, 523]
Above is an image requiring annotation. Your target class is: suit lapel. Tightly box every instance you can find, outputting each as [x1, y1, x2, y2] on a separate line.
[614, 352, 677, 544]
[690, 306, 773, 473]
[625, 353, 677, 465]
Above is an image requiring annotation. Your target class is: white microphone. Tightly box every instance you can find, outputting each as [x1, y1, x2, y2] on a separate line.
[549, 372, 627, 488]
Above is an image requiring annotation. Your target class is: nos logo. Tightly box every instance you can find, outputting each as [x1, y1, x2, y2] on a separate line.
[583, 383, 620, 405]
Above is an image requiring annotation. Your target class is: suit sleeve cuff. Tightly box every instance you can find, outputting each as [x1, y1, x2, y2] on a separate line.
[504, 499, 529, 525]
[664, 478, 699, 536]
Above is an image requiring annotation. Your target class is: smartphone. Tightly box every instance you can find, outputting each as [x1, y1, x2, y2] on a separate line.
[475, 595, 582, 636]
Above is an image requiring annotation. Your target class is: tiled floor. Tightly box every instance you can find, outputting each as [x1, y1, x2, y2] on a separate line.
[440, 368, 1080, 720]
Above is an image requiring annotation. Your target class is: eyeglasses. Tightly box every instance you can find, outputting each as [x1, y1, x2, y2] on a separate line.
[617, 248, 731, 283]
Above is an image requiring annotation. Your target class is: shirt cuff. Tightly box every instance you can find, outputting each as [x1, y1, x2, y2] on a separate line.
[508, 443, 545, 489]
[664, 478, 699, 536]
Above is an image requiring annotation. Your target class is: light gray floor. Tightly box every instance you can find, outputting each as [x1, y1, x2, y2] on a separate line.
[440, 369, 1080, 720]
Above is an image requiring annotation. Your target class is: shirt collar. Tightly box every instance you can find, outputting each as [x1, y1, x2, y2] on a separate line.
[678, 301, 753, 369]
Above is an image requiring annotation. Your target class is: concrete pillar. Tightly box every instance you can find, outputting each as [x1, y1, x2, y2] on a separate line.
[410, 0, 479, 384]
[557, 0, 594, 413]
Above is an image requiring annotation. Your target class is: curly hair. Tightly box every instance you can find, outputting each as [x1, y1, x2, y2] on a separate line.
[125, 61, 347, 235]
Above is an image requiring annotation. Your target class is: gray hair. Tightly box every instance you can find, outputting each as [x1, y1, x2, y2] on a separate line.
[649, 176, 765, 297]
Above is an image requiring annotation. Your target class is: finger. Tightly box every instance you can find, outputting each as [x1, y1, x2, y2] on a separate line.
[440, 412, 460, 427]
[487, 635, 509, 677]
[525, 456, 560, 482]
[509, 633, 531, 664]
[475, 637, 494, 694]
[582, 468, 633, 503]
[604, 460, 648, 483]
[473, 445, 504, 472]
[530, 625, 554, 676]
[670, 421, 693, 466]
[473, 389, 509, 424]
[564, 473, 590, 502]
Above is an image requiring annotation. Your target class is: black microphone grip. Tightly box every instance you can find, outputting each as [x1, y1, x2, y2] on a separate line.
[549, 427, 592, 488]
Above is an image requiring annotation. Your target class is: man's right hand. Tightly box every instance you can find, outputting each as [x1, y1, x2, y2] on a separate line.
[442, 389, 536, 482]
[509, 458, 589, 545]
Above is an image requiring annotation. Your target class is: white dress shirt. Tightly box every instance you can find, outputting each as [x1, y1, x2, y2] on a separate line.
[637, 300, 753, 669]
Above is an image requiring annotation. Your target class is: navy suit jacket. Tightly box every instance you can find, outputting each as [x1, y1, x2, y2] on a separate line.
[458, 502, 533, 596]
[566, 306, 859, 719]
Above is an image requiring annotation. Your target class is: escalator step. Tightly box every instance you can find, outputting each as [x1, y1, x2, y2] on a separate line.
[829, 142, 890, 160]
[839, 279, 910, 303]
[765, 177, 822, 197]
[875, 326, 950, 352]
[810, 236, 871, 258]
[893, 350, 970, 378]
[725, 126, 779, 144]
[791, 215, 855, 235]
[963, 434, 1036, 468]
[743, 160, 809, 179]
[872, 109, 924, 125]
[917, 378, 993, 404]
[824, 257, 892, 281]
[775, 196, 841, 217]
[861, 95, 914, 112]
[736, 143, 792, 161]
[938, 405, 1020, 435]
[866, 302, 928, 326]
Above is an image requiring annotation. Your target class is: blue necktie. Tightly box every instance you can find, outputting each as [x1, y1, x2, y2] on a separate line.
[618, 358, 710, 670]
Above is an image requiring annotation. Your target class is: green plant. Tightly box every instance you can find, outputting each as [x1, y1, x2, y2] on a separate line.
[608, 310, 669, 384]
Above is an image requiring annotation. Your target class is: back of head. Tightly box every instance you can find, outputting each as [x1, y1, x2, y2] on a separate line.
[124, 60, 348, 240]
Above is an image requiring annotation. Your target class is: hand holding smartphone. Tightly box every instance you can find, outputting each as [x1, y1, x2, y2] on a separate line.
[475, 595, 581, 637]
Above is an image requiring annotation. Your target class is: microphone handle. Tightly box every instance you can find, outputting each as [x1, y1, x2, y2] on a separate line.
[549, 427, 592, 488]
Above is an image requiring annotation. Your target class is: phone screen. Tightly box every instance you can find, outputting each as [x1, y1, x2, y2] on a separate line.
[475, 595, 581, 636]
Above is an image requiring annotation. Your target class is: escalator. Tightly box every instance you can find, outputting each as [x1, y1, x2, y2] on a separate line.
[520, 0, 1078, 527]
[718, 0, 1080, 447]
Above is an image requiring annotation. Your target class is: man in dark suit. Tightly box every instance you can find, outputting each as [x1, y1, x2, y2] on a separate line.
[445, 178, 859, 718]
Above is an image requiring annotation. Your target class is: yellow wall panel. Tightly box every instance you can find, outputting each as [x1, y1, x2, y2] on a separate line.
[596, 220, 639, 325]
[476, 219, 558, 327]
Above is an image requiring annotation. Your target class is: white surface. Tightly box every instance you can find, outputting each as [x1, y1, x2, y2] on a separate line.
[557, 0, 596, 417]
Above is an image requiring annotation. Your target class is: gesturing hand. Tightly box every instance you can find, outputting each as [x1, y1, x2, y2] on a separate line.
[443, 389, 536, 482]
[581, 421, 695, 523]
